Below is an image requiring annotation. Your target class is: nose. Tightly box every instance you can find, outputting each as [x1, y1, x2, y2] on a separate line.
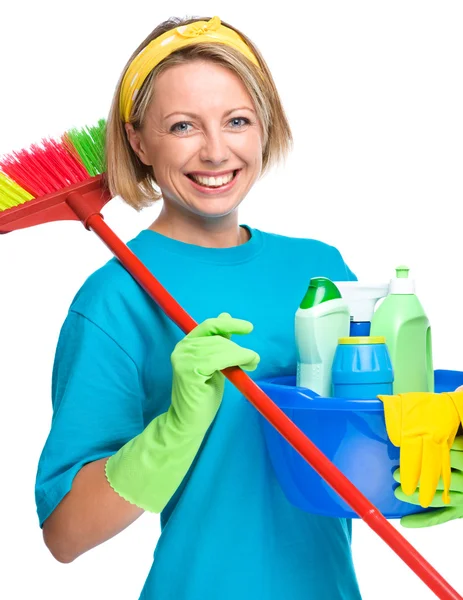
[199, 127, 231, 165]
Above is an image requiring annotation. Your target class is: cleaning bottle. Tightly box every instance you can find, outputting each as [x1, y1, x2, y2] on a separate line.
[332, 336, 394, 399]
[295, 277, 350, 397]
[334, 281, 389, 336]
[370, 266, 434, 393]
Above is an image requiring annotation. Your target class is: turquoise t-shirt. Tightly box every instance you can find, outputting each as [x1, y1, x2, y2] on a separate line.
[35, 224, 362, 600]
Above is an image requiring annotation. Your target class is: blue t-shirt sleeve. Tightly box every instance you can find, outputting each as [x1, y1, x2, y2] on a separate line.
[35, 310, 145, 527]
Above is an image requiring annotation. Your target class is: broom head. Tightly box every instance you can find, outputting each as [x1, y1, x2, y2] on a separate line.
[0, 119, 111, 233]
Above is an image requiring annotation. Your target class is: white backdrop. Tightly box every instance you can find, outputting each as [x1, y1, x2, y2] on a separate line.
[1, 1, 462, 598]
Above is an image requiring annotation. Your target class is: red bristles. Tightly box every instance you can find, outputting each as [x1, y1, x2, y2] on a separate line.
[0, 137, 89, 199]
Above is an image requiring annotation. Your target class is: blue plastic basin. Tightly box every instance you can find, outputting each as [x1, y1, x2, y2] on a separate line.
[256, 369, 463, 519]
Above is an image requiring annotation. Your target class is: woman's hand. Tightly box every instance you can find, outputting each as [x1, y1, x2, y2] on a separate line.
[169, 312, 260, 435]
[393, 436, 463, 528]
[105, 313, 260, 514]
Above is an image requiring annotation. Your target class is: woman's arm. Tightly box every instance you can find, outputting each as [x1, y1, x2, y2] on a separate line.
[41, 314, 260, 563]
[42, 457, 144, 563]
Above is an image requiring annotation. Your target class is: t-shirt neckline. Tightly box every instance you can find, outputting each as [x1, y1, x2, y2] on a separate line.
[138, 224, 263, 265]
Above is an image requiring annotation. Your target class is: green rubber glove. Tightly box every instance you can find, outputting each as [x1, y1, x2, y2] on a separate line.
[393, 436, 463, 528]
[105, 312, 260, 513]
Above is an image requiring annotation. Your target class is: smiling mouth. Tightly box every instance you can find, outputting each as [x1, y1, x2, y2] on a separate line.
[186, 169, 240, 188]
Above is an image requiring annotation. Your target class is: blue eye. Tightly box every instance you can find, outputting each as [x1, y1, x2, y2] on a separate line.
[170, 117, 250, 134]
[170, 122, 191, 133]
[230, 117, 250, 128]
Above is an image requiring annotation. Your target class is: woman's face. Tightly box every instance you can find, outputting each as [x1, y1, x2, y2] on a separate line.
[126, 60, 263, 220]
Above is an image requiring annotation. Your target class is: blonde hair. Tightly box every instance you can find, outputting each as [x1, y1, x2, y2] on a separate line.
[105, 16, 293, 210]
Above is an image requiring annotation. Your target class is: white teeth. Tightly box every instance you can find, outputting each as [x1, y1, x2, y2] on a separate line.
[190, 172, 235, 187]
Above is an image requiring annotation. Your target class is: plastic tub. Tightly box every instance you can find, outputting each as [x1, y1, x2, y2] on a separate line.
[256, 369, 463, 519]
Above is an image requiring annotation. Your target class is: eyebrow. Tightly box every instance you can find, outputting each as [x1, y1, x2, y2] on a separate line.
[163, 107, 256, 120]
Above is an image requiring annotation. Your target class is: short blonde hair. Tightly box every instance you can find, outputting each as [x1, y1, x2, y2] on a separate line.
[105, 16, 293, 210]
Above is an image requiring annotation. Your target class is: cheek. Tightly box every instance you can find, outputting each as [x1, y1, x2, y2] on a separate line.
[148, 142, 182, 176]
[154, 137, 201, 166]
[248, 128, 264, 153]
[233, 131, 263, 164]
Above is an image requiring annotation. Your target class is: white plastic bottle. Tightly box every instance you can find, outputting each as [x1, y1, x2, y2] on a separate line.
[295, 277, 350, 397]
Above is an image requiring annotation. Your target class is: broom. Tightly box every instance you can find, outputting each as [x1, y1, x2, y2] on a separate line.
[0, 120, 460, 600]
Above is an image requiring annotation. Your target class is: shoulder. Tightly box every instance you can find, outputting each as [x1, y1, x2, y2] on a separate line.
[69, 230, 157, 321]
[65, 230, 159, 353]
[255, 227, 345, 261]
[251, 227, 356, 281]
[58, 253, 157, 373]
[70, 256, 141, 318]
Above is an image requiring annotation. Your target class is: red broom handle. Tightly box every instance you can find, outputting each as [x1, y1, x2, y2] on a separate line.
[75, 203, 460, 599]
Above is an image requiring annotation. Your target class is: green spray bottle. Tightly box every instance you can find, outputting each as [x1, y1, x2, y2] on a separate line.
[370, 266, 434, 393]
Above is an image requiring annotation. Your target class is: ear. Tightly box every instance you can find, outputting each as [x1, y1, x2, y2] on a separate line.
[124, 123, 151, 166]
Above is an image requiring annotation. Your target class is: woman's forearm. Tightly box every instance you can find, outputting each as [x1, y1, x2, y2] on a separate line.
[42, 457, 144, 563]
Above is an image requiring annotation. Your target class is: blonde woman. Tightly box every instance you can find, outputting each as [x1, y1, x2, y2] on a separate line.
[35, 14, 462, 599]
[35, 15, 361, 599]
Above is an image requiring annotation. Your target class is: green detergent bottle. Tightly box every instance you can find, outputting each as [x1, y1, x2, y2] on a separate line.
[370, 266, 434, 393]
[295, 277, 350, 397]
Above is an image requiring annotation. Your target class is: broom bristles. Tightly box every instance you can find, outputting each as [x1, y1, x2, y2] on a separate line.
[63, 119, 106, 177]
[0, 171, 34, 210]
[0, 119, 107, 210]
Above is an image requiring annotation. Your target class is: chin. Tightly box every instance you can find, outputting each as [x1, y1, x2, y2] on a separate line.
[188, 198, 243, 219]
[193, 207, 238, 219]
[165, 189, 245, 220]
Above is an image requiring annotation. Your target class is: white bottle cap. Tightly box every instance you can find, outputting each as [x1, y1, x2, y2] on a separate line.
[390, 265, 415, 294]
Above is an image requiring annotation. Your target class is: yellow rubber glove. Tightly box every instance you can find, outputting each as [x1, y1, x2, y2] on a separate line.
[392, 436, 463, 527]
[377, 391, 463, 507]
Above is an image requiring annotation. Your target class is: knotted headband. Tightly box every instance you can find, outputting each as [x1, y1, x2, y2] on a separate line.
[119, 16, 260, 123]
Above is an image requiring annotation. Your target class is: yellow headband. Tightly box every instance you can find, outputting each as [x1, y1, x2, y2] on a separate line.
[119, 16, 260, 123]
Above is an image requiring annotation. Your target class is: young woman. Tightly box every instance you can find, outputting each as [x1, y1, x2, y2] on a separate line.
[35, 14, 462, 600]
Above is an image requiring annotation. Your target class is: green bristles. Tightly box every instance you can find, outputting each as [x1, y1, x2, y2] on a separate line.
[63, 118, 107, 177]
[0, 171, 34, 210]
